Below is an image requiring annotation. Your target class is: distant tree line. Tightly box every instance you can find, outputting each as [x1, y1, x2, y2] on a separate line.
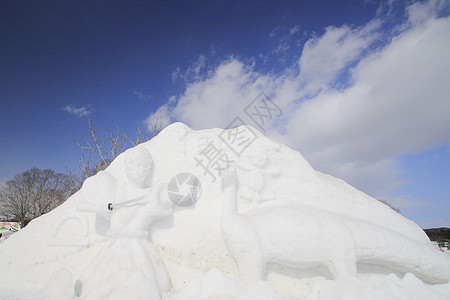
[0, 168, 72, 227]
[424, 227, 450, 242]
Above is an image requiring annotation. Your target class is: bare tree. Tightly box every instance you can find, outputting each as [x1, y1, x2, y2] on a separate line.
[0, 168, 72, 227]
[66, 118, 164, 192]
[378, 199, 400, 213]
[125, 119, 164, 147]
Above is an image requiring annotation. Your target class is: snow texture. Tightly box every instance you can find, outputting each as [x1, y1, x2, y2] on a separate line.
[0, 122, 449, 300]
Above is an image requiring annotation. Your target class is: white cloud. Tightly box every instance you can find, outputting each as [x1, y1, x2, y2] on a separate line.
[63, 104, 94, 117]
[145, 97, 175, 129]
[133, 90, 152, 101]
[284, 12, 450, 194]
[147, 0, 450, 198]
[407, 0, 449, 25]
[269, 26, 280, 39]
[297, 21, 380, 94]
[273, 36, 290, 55]
[289, 25, 301, 35]
[172, 55, 209, 83]
[160, 58, 280, 130]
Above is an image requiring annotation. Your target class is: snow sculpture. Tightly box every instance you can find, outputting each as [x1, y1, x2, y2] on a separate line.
[237, 145, 281, 204]
[2, 123, 450, 300]
[50, 212, 89, 246]
[74, 147, 173, 299]
[221, 169, 450, 284]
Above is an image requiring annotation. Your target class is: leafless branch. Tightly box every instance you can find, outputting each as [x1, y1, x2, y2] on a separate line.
[65, 118, 165, 192]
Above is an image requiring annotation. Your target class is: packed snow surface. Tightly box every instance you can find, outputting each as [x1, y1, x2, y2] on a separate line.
[0, 122, 449, 299]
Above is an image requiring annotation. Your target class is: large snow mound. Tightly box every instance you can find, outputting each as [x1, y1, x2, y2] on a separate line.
[0, 122, 448, 299]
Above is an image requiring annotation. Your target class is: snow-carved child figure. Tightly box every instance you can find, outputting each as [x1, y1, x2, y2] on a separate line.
[74, 147, 173, 300]
[237, 147, 281, 204]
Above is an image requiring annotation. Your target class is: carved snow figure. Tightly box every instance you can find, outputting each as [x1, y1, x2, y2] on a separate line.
[221, 169, 450, 284]
[237, 147, 281, 204]
[74, 147, 173, 299]
[3, 123, 450, 299]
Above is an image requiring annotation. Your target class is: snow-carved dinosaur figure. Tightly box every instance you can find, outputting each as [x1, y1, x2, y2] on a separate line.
[220, 170, 450, 284]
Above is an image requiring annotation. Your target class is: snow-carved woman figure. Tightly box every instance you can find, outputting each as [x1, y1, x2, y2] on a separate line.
[74, 147, 172, 300]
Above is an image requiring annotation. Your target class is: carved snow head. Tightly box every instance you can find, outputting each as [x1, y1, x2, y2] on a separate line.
[125, 147, 153, 189]
[250, 149, 268, 168]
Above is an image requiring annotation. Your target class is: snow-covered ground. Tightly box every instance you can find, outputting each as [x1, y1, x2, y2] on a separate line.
[0, 123, 449, 299]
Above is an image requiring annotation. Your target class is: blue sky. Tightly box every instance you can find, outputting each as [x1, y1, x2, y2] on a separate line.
[1, 0, 449, 228]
